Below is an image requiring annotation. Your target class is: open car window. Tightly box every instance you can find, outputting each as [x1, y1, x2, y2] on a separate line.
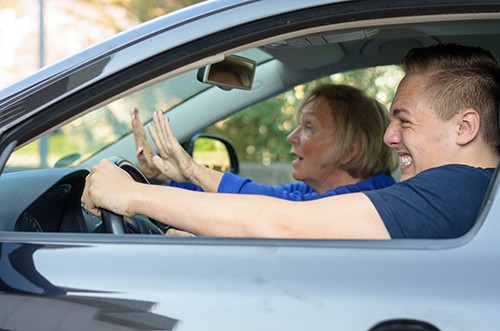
[0, 4, 498, 243]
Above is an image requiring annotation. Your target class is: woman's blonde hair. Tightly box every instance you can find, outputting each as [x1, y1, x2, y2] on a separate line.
[296, 84, 398, 178]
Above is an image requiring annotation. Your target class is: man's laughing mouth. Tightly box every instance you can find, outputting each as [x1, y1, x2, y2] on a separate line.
[400, 155, 413, 168]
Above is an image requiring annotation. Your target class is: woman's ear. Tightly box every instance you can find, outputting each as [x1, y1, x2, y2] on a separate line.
[456, 108, 481, 146]
[341, 140, 360, 165]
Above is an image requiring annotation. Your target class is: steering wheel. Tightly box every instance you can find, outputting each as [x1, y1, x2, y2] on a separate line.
[101, 157, 170, 235]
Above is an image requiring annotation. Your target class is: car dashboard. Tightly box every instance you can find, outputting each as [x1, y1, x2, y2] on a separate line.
[0, 168, 100, 233]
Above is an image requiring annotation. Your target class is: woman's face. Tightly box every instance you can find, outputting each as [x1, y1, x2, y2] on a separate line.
[287, 98, 342, 191]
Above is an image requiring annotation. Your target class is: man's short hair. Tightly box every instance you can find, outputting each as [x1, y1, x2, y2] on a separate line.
[402, 43, 500, 153]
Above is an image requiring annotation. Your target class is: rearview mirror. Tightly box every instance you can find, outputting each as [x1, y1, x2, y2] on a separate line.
[197, 55, 256, 91]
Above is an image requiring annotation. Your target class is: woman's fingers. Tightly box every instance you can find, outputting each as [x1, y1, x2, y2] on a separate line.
[150, 112, 169, 157]
[161, 114, 179, 148]
[131, 107, 161, 179]
[150, 111, 181, 159]
[131, 108, 148, 148]
[148, 121, 165, 157]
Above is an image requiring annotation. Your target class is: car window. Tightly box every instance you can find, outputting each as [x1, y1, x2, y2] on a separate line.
[5, 70, 207, 170]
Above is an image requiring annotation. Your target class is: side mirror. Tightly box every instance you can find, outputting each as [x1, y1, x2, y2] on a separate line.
[186, 134, 239, 174]
[197, 55, 256, 91]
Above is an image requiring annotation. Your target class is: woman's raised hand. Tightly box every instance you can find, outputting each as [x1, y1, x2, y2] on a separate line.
[148, 110, 198, 184]
[131, 108, 167, 181]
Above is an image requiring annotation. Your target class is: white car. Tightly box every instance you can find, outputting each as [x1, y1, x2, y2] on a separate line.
[0, 1, 500, 330]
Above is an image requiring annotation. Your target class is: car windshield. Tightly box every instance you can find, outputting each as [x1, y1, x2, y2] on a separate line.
[5, 49, 272, 171]
[5, 70, 208, 170]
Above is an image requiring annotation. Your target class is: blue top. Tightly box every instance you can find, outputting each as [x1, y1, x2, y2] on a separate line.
[364, 164, 494, 239]
[170, 172, 395, 201]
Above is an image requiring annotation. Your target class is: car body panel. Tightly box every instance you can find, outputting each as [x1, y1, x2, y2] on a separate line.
[1, 232, 500, 330]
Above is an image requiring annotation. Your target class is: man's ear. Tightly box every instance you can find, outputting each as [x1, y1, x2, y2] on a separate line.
[456, 108, 480, 145]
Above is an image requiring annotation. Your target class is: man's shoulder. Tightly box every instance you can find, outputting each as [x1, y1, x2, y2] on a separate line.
[412, 164, 494, 182]
[421, 164, 494, 174]
[364, 164, 494, 198]
[364, 164, 496, 239]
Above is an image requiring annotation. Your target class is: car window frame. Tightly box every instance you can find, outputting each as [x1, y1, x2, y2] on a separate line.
[0, 2, 499, 249]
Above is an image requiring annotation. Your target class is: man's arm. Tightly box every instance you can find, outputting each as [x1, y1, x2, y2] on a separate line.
[83, 159, 390, 239]
[136, 185, 390, 238]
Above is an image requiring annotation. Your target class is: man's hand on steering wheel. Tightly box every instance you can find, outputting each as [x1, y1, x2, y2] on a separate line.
[82, 157, 169, 234]
[82, 159, 136, 218]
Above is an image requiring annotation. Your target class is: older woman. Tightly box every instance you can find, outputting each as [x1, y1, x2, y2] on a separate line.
[132, 84, 398, 201]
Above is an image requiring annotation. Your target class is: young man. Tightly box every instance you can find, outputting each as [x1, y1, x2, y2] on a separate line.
[82, 43, 500, 239]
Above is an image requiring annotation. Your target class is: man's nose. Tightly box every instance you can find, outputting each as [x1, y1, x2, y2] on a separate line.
[384, 121, 401, 147]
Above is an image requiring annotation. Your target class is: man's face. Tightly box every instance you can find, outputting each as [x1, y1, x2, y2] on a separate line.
[384, 74, 459, 181]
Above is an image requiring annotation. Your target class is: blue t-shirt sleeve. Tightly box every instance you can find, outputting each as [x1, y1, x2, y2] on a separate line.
[364, 165, 494, 239]
[218, 172, 395, 201]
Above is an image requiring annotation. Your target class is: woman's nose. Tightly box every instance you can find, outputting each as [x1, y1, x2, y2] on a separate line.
[287, 127, 300, 144]
[383, 121, 401, 147]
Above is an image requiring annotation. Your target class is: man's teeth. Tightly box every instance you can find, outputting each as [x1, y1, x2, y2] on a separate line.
[400, 155, 413, 167]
